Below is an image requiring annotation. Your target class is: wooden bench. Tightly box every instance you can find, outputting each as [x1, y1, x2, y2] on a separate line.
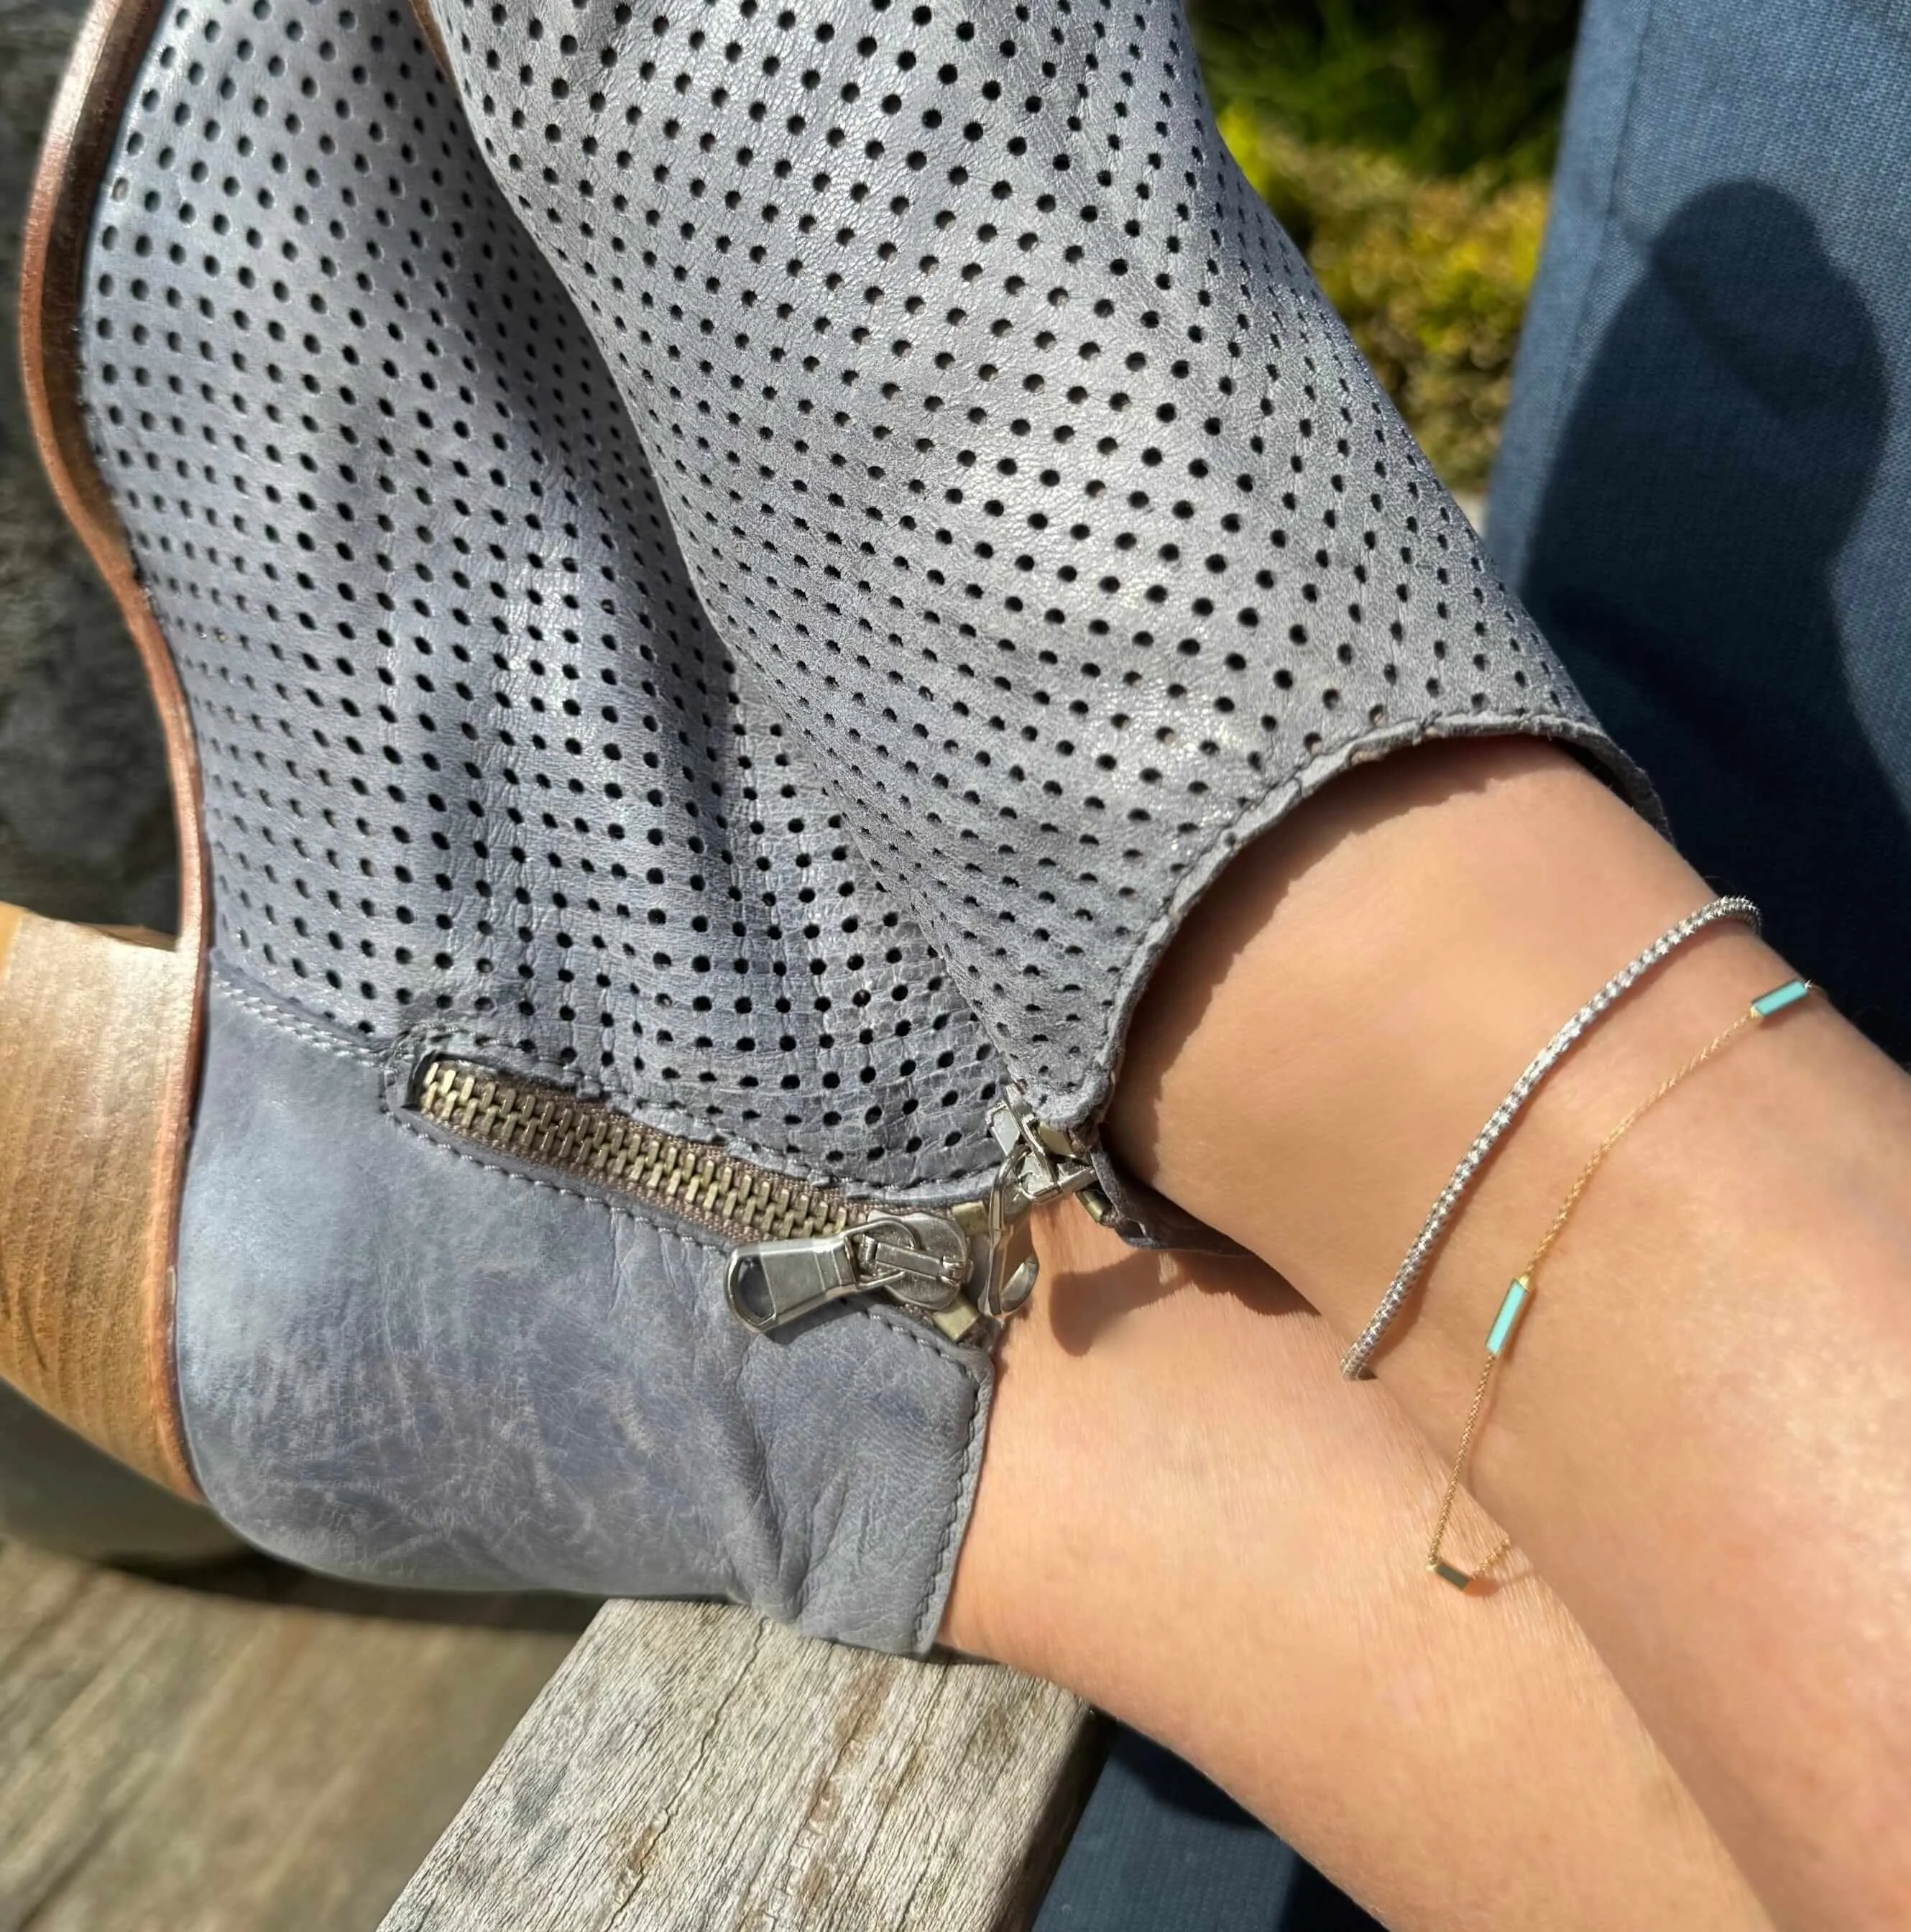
[0, 1532, 585, 1928]
[382, 1602, 1103, 1932]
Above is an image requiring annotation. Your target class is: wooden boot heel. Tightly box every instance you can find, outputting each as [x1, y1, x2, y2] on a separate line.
[6, 0, 209, 1499]
[0, 909, 198, 1494]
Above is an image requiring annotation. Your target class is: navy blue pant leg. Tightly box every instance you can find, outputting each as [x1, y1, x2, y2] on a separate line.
[1035, 1730, 1382, 1932]
[1491, 0, 1911, 1057]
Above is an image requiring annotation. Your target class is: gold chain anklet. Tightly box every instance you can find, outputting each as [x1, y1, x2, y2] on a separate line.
[1427, 976, 1817, 1591]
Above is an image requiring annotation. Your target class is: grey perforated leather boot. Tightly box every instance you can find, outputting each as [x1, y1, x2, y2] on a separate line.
[418, 0, 1654, 1141]
[10, 0, 1644, 1654]
[10, 0, 1120, 1652]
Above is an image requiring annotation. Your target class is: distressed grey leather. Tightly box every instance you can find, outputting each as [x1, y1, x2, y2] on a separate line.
[428, 0, 1654, 1131]
[177, 969, 990, 1652]
[78, 0, 1000, 1649]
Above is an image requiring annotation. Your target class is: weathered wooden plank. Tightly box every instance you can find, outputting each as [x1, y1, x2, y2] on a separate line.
[0, 1539, 584, 1932]
[382, 1601, 1105, 1932]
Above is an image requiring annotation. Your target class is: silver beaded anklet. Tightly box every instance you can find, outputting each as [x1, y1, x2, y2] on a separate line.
[1339, 894, 1762, 1379]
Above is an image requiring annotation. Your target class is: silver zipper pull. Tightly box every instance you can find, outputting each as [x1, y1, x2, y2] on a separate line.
[727, 1211, 975, 1335]
[989, 1083, 1107, 1219]
[726, 1231, 862, 1333]
[727, 1089, 1111, 1339]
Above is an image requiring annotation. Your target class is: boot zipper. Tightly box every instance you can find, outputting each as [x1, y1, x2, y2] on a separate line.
[413, 1059, 1107, 1342]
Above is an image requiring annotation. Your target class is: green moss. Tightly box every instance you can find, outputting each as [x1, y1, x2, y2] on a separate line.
[1189, 0, 1581, 180]
[1217, 113, 1550, 490]
[1192, 1, 1580, 491]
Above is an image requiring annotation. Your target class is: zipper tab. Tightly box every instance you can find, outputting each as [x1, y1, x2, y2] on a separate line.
[726, 1232, 863, 1332]
[727, 1211, 977, 1338]
[989, 1082, 1105, 1218]
[728, 1085, 1099, 1340]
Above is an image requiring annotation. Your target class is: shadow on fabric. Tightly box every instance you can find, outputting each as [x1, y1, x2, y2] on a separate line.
[1516, 180, 1911, 1061]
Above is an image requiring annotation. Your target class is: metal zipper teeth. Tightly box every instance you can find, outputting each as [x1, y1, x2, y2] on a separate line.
[414, 1057, 853, 1249]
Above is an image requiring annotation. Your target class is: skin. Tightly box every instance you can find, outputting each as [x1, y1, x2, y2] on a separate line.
[944, 1200, 1767, 1931]
[946, 736, 1911, 1929]
[1096, 737, 1911, 1928]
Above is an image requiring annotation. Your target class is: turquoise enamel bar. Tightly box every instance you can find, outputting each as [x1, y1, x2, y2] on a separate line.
[1751, 978, 1813, 1020]
[1485, 1279, 1533, 1358]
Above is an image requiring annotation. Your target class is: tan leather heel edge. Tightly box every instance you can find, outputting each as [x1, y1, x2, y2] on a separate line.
[405, 0, 455, 88]
[14, 0, 208, 1499]
[0, 908, 199, 1494]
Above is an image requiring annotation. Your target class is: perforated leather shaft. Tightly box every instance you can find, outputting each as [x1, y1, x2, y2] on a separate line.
[81, 0, 1003, 1194]
[423, 0, 1652, 1130]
